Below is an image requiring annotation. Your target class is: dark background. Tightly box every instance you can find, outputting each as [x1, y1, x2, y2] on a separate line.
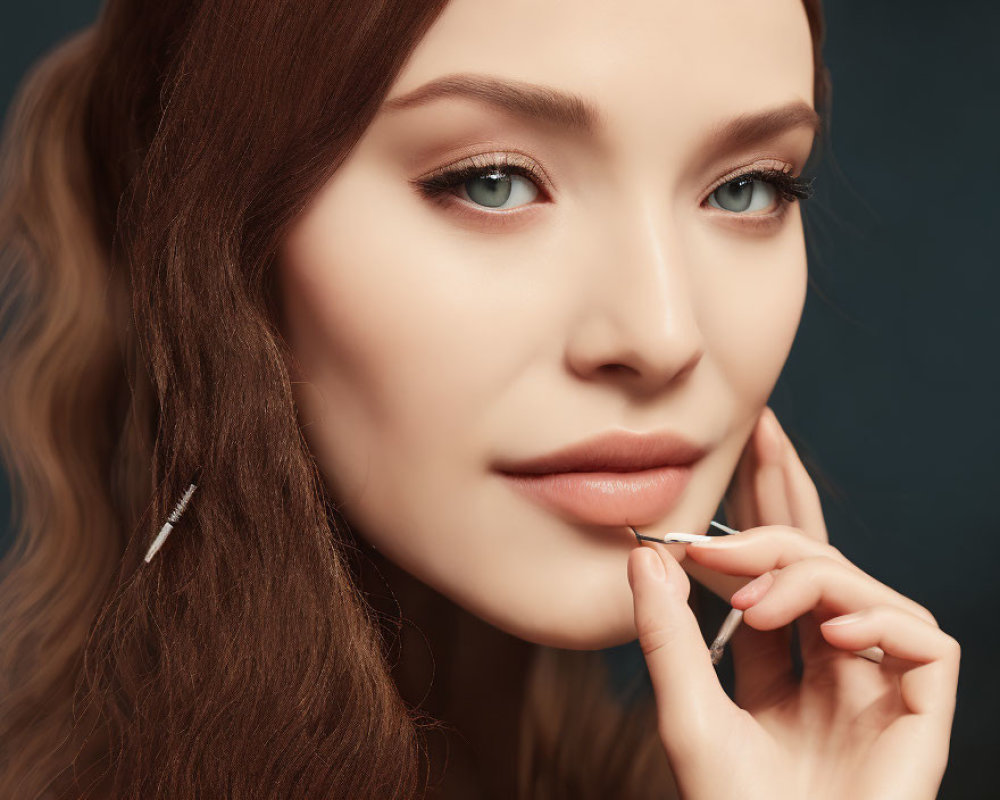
[2, 1, 997, 797]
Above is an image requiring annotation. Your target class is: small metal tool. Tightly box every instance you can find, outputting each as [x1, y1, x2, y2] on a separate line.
[630, 520, 884, 667]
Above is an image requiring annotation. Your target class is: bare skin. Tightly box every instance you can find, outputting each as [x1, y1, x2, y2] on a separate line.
[276, 0, 958, 794]
[629, 407, 959, 799]
[280, 0, 815, 648]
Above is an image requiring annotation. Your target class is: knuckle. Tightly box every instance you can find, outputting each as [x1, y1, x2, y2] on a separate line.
[913, 603, 939, 627]
[772, 524, 806, 541]
[635, 617, 676, 658]
[880, 590, 938, 628]
[802, 479, 822, 503]
[788, 553, 842, 578]
[868, 602, 897, 620]
[874, 601, 943, 635]
[772, 527, 847, 563]
[823, 543, 849, 562]
[811, 540, 850, 565]
[639, 630, 670, 659]
[940, 633, 961, 662]
[745, 523, 797, 542]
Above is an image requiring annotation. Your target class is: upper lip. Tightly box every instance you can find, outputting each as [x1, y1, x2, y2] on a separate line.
[494, 429, 708, 474]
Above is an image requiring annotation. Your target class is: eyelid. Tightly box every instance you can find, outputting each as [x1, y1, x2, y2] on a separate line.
[700, 158, 797, 202]
[414, 151, 810, 227]
[417, 150, 554, 194]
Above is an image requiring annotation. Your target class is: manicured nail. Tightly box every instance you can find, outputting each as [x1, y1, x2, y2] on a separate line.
[729, 571, 775, 607]
[638, 547, 665, 582]
[821, 610, 867, 627]
[688, 534, 745, 548]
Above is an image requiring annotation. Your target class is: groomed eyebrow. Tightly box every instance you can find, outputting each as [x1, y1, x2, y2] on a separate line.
[380, 73, 604, 134]
[380, 72, 821, 153]
[698, 101, 822, 163]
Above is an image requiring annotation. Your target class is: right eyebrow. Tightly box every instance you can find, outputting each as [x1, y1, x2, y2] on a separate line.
[379, 73, 605, 136]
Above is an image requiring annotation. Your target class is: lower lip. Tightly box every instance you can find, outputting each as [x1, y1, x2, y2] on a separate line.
[498, 464, 694, 527]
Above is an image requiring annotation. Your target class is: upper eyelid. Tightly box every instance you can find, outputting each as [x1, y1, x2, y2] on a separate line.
[701, 158, 797, 196]
[419, 150, 554, 190]
[418, 152, 803, 210]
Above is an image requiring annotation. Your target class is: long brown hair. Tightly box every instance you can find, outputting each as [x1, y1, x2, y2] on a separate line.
[0, 1, 831, 797]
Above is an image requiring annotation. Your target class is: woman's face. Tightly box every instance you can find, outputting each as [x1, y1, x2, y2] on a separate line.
[277, 0, 817, 648]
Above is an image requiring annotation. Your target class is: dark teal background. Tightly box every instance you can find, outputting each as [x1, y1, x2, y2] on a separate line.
[2, 2, 998, 797]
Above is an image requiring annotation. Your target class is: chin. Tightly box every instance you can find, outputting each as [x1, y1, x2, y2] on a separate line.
[450, 566, 646, 651]
[493, 604, 640, 651]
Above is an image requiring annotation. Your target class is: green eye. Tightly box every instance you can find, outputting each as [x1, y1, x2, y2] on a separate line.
[417, 154, 549, 213]
[708, 176, 778, 213]
[706, 169, 815, 216]
[460, 169, 540, 210]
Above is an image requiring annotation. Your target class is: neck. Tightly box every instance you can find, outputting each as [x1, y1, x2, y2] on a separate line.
[354, 538, 537, 799]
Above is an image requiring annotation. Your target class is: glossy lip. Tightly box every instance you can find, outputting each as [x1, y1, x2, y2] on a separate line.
[493, 430, 707, 527]
[493, 429, 708, 475]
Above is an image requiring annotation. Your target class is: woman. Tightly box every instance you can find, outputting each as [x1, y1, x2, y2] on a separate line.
[0, 0, 959, 797]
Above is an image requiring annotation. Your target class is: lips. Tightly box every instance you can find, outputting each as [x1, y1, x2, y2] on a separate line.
[494, 429, 706, 526]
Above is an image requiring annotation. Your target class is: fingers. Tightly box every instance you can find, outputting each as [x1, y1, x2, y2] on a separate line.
[728, 622, 796, 710]
[753, 408, 794, 527]
[627, 543, 739, 755]
[763, 407, 829, 543]
[719, 550, 937, 630]
[722, 436, 758, 532]
[721, 406, 826, 543]
[686, 524, 855, 574]
[686, 526, 936, 626]
[720, 409, 798, 696]
[819, 605, 961, 718]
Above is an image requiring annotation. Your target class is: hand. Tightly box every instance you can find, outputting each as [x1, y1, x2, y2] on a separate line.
[626, 406, 960, 800]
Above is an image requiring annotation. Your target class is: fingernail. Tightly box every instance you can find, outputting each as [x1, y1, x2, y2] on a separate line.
[638, 547, 665, 582]
[688, 533, 746, 548]
[821, 611, 866, 627]
[730, 571, 775, 607]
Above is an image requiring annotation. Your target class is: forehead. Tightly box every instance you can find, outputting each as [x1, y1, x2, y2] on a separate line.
[382, 0, 814, 147]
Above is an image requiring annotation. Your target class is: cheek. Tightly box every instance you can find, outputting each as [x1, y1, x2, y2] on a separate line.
[275, 169, 532, 511]
[700, 227, 808, 405]
[277, 217, 457, 493]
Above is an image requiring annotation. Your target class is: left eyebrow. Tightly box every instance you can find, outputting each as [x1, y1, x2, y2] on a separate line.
[697, 101, 822, 163]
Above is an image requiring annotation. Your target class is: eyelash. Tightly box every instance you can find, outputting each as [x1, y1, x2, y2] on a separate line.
[416, 152, 549, 204]
[414, 152, 815, 224]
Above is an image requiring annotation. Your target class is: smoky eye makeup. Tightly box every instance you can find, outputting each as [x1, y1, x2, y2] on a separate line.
[411, 148, 815, 230]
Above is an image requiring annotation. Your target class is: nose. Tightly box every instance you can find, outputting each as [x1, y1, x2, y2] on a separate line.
[564, 204, 705, 394]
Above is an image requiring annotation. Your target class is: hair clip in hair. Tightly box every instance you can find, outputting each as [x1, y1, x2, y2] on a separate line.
[144, 467, 202, 563]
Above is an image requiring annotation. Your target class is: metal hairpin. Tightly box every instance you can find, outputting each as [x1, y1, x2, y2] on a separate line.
[630, 520, 885, 667]
[144, 467, 202, 563]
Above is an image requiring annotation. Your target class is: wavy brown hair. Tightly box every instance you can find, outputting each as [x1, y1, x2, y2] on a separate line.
[0, 1, 831, 797]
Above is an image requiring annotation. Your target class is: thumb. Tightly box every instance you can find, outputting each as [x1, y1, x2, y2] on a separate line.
[627, 542, 738, 757]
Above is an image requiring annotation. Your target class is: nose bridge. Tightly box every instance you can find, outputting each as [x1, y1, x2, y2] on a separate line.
[567, 192, 704, 386]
